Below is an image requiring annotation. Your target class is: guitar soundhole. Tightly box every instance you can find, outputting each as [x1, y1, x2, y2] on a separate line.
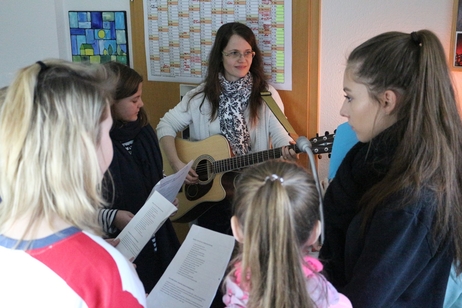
[183, 155, 216, 202]
[194, 156, 215, 185]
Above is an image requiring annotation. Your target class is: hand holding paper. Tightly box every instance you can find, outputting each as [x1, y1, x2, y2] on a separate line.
[115, 161, 193, 260]
[115, 191, 177, 261]
[151, 160, 194, 202]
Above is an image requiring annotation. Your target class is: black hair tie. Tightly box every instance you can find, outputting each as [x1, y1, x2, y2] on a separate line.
[410, 32, 421, 46]
[36, 61, 48, 73]
[35, 61, 49, 100]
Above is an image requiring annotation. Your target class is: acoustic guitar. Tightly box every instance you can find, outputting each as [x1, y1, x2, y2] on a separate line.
[164, 133, 334, 223]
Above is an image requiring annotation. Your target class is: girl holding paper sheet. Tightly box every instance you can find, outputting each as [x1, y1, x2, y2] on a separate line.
[101, 62, 180, 293]
[0, 59, 146, 307]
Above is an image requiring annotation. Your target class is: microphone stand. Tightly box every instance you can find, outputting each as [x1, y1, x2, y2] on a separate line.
[296, 136, 325, 246]
[260, 91, 325, 245]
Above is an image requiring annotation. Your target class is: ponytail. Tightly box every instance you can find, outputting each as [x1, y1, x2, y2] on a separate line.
[228, 161, 319, 308]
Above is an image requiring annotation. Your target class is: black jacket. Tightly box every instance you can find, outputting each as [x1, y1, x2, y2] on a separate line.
[106, 123, 180, 293]
[320, 125, 452, 308]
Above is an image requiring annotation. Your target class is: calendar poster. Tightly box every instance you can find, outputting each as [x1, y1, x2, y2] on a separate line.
[144, 0, 292, 90]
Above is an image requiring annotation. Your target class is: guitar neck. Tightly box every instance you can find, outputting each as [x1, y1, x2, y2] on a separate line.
[213, 146, 288, 173]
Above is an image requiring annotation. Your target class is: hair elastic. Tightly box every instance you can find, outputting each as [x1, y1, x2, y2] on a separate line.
[410, 32, 421, 46]
[264, 174, 284, 184]
[34, 61, 49, 101]
[36, 61, 48, 73]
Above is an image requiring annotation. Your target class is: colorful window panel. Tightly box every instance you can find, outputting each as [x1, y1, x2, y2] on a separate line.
[69, 11, 129, 65]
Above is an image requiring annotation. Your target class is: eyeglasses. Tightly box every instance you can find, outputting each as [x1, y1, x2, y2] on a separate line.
[222, 50, 255, 59]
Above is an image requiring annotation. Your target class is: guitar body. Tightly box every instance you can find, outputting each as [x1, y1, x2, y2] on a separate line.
[163, 135, 235, 223]
[163, 133, 334, 223]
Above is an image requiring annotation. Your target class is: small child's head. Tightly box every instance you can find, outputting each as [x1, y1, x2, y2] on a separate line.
[232, 160, 320, 249]
[230, 160, 320, 308]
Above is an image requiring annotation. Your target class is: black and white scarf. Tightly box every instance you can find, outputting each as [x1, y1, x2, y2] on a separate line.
[218, 72, 252, 155]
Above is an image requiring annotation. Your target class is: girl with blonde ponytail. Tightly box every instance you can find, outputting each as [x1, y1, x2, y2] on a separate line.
[223, 160, 351, 308]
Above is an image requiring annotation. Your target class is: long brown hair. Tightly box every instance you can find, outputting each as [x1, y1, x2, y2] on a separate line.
[192, 22, 267, 123]
[104, 61, 148, 126]
[349, 30, 462, 273]
[228, 161, 319, 308]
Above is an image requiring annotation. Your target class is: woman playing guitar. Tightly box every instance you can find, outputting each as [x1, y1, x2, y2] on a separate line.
[157, 22, 297, 238]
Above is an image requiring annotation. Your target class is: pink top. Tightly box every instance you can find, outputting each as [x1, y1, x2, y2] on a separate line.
[223, 255, 352, 308]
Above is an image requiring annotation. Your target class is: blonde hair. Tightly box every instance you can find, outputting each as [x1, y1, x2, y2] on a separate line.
[0, 86, 7, 104]
[229, 160, 319, 308]
[0, 59, 115, 240]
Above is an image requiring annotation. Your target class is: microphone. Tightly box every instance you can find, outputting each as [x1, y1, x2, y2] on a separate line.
[296, 135, 325, 245]
[296, 136, 312, 153]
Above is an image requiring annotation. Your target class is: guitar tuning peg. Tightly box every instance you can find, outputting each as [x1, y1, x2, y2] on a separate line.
[328, 154, 331, 159]
[317, 154, 322, 159]
[324, 131, 329, 136]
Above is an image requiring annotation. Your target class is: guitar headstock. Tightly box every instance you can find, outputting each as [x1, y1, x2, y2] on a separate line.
[310, 131, 335, 157]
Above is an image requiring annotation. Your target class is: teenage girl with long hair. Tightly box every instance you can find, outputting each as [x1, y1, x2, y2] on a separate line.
[320, 30, 462, 307]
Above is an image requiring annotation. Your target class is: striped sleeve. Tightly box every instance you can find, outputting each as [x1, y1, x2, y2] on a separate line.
[99, 208, 118, 235]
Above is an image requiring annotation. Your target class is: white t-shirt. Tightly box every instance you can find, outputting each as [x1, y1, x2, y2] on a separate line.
[0, 227, 146, 308]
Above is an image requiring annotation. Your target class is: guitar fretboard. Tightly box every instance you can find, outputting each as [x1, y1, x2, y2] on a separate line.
[213, 147, 286, 173]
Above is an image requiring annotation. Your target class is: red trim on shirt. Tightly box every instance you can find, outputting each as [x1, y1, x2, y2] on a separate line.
[28, 232, 143, 308]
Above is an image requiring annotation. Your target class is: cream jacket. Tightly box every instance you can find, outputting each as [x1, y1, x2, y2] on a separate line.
[156, 83, 293, 152]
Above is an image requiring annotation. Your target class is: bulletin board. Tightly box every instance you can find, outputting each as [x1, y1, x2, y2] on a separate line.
[143, 0, 292, 90]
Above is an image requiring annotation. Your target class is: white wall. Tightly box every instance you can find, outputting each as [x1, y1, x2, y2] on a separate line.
[0, 0, 131, 88]
[318, 0, 459, 177]
[0, 0, 60, 87]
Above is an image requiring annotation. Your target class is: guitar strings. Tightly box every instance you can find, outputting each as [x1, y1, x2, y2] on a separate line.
[193, 148, 286, 174]
[192, 134, 334, 175]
